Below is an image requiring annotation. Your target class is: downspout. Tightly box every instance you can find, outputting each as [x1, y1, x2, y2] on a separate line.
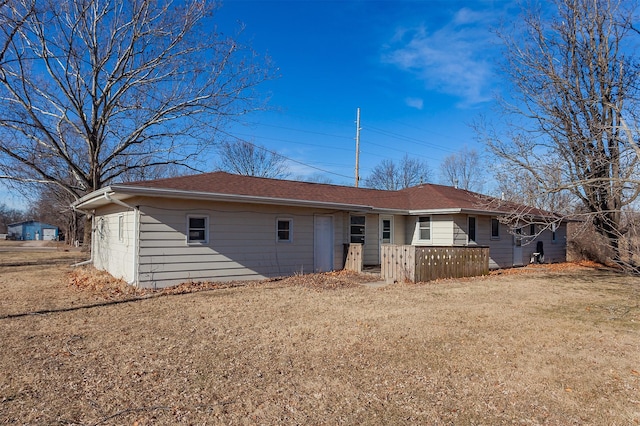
[103, 192, 140, 287]
[71, 206, 94, 267]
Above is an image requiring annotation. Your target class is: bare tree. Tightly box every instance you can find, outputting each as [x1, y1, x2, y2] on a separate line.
[0, 0, 273, 244]
[29, 186, 82, 244]
[439, 146, 484, 192]
[492, 160, 577, 215]
[479, 0, 640, 268]
[0, 203, 26, 233]
[215, 140, 290, 179]
[364, 154, 431, 190]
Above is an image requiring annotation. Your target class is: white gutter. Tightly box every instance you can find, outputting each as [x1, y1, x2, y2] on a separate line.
[104, 192, 140, 287]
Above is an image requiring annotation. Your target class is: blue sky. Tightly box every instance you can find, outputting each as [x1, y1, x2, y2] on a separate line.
[0, 0, 519, 209]
[215, 0, 518, 186]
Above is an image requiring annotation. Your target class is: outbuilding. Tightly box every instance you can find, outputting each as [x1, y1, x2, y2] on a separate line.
[7, 220, 59, 241]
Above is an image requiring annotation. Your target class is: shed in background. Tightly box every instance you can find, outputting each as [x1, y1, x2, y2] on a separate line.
[7, 221, 59, 241]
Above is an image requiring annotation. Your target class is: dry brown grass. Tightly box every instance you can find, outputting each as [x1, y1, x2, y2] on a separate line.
[1, 251, 639, 425]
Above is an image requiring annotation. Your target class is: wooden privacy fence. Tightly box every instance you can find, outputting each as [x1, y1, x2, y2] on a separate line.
[343, 243, 363, 273]
[381, 245, 490, 283]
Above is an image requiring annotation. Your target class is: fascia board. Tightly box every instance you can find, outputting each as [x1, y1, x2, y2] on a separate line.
[407, 208, 463, 215]
[92, 185, 376, 212]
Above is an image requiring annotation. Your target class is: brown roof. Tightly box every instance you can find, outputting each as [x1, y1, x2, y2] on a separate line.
[113, 171, 552, 216]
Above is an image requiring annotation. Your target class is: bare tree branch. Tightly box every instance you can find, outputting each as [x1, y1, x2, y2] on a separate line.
[479, 0, 640, 269]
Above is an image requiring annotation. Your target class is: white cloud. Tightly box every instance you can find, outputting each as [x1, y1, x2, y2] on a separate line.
[381, 7, 499, 107]
[405, 97, 424, 110]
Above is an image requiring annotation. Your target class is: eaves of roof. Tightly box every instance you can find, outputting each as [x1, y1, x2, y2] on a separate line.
[73, 184, 381, 213]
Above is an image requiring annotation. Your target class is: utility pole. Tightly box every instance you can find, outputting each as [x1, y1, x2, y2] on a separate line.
[354, 107, 361, 187]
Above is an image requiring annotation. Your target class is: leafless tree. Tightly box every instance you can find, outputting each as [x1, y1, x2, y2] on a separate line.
[479, 0, 640, 269]
[439, 146, 484, 192]
[364, 154, 431, 190]
[29, 186, 81, 244]
[215, 140, 290, 179]
[0, 203, 26, 233]
[0, 0, 273, 244]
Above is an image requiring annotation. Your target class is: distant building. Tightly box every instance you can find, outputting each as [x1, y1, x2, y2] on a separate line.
[7, 221, 59, 241]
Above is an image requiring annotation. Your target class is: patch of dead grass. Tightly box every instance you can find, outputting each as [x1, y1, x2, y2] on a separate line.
[1, 256, 639, 425]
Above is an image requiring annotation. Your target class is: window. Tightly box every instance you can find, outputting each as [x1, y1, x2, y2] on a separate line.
[552, 223, 557, 243]
[418, 216, 431, 241]
[381, 218, 392, 243]
[515, 227, 522, 247]
[350, 215, 365, 244]
[118, 215, 124, 242]
[277, 218, 292, 242]
[187, 215, 208, 244]
[530, 223, 536, 236]
[468, 216, 476, 243]
[491, 218, 500, 239]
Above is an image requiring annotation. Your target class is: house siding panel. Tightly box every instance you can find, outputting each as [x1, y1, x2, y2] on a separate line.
[453, 215, 468, 245]
[474, 216, 512, 269]
[363, 213, 379, 265]
[92, 206, 135, 283]
[132, 199, 342, 288]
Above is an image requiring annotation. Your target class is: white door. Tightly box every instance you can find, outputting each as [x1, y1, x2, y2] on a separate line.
[513, 227, 523, 266]
[314, 216, 334, 272]
[380, 216, 393, 244]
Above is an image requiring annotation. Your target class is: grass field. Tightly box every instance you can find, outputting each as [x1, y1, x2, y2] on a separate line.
[1, 248, 639, 425]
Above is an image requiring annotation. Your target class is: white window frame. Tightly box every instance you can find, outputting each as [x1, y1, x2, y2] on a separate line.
[552, 223, 557, 243]
[118, 214, 124, 242]
[467, 216, 477, 244]
[491, 218, 500, 240]
[350, 215, 366, 244]
[417, 216, 431, 242]
[276, 218, 293, 243]
[187, 215, 209, 245]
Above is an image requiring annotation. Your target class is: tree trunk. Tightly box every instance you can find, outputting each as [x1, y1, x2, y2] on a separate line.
[82, 215, 92, 253]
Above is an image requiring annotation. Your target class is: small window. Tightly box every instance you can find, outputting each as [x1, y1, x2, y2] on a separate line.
[418, 216, 431, 241]
[277, 218, 293, 242]
[118, 215, 124, 242]
[187, 215, 208, 244]
[491, 218, 500, 239]
[468, 216, 476, 243]
[552, 223, 557, 243]
[350, 215, 365, 244]
[515, 227, 522, 247]
[530, 223, 536, 235]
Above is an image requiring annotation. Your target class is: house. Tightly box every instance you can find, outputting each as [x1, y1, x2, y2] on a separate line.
[71, 172, 567, 289]
[7, 220, 59, 241]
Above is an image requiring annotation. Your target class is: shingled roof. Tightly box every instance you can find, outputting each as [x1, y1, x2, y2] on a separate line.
[74, 171, 555, 217]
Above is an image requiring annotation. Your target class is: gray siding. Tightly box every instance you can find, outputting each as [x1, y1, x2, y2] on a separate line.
[363, 213, 379, 265]
[474, 216, 513, 269]
[519, 222, 567, 264]
[134, 199, 343, 288]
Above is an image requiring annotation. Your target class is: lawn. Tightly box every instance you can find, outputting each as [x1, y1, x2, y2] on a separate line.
[1, 249, 639, 424]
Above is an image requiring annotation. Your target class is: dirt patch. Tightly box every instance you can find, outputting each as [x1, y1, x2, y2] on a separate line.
[1, 254, 639, 424]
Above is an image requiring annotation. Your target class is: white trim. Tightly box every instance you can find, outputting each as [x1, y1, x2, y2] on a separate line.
[467, 215, 477, 245]
[491, 217, 500, 240]
[276, 217, 293, 243]
[186, 214, 209, 245]
[415, 215, 432, 243]
[118, 214, 124, 242]
[349, 214, 366, 244]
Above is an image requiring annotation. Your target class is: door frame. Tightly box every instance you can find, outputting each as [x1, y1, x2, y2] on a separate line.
[314, 215, 334, 272]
